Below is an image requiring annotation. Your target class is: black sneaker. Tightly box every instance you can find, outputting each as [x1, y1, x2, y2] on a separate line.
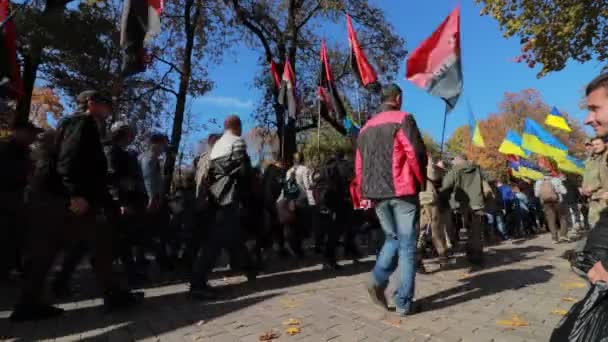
[103, 290, 143, 312]
[323, 261, 342, 271]
[189, 286, 220, 301]
[52, 283, 75, 299]
[10, 304, 65, 322]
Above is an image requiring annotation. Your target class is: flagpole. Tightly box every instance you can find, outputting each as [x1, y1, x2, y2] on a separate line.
[356, 85, 362, 126]
[317, 107, 321, 154]
[439, 106, 449, 157]
[281, 114, 285, 164]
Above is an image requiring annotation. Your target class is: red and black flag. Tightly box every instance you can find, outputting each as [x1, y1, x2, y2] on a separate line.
[278, 60, 298, 120]
[346, 14, 378, 88]
[317, 40, 347, 122]
[0, 0, 22, 98]
[406, 6, 462, 112]
[120, 0, 163, 77]
[269, 60, 281, 90]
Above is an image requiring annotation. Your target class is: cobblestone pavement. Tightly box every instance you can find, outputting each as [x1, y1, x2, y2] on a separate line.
[0, 233, 590, 342]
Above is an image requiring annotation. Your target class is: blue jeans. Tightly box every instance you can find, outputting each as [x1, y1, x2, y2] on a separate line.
[487, 211, 509, 239]
[371, 196, 419, 312]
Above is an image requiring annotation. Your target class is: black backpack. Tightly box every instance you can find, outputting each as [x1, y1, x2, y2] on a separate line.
[283, 171, 301, 200]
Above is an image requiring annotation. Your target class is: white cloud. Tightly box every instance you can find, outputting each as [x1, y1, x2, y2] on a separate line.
[197, 95, 254, 109]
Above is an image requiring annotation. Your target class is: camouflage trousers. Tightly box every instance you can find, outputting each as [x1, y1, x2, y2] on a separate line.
[417, 204, 449, 258]
[588, 200, 607, 229]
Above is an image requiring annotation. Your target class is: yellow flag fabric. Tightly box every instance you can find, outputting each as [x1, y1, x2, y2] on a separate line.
[472, 122, 485, 148]
[557, 156, 584, 175]
[498, 130, 529, 158]
[522, 119, 568, 159]
[545, 107, 572, 132]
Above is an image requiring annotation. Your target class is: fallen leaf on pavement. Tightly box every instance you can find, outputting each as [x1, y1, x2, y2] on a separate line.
[286, 327, 301, 336]
[196, 320, 205, 326]
[384, 318, 401, 327]
[560, 282, 586, 290]
[283, 318, 300, 326]
[552, 309, 568, 316]
[459, 273, 472, 280]
[280, 298, 298, 308]
[259, 331, 280, 341]
[562, 297, 577, 302]
[497, 315, 529, 328]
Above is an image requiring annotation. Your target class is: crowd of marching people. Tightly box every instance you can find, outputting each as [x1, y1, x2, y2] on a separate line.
[2, 77, 608, 326]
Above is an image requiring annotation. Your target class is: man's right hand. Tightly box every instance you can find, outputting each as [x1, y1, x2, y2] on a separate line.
[69, 197, 90, 215]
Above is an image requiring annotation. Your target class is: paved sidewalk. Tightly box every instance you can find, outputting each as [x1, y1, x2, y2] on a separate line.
[0, 234, 589, 341]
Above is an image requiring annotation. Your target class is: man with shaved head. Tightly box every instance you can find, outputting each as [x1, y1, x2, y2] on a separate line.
[190, 114, 256, 299]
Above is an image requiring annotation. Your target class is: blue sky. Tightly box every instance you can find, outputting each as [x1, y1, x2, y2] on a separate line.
[189, 0, 601, 147]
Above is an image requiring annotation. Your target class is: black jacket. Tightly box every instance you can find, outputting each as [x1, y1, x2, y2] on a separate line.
[47, 114, 110, 206]
[0, 138, 31, 193]
[208, 153, 252, 207]
[105, 144, 146, 207]
[262, 164, 285, 211]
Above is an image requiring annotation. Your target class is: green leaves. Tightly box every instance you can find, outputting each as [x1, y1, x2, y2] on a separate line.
[475, 0, 608, 77]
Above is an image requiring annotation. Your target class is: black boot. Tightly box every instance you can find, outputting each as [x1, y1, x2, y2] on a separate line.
[103, 290, 143, 312]
[10, 304, 64, 322]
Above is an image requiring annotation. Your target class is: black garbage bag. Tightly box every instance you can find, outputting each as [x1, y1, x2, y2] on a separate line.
[551, 283, 608, 342]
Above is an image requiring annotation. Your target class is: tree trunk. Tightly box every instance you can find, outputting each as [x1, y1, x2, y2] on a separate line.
[16, 48, 41, 123]
[163, 0, 200, 195]
[16, 2, 71, 123]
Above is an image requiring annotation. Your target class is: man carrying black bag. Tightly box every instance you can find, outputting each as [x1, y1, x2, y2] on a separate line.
[551, 74, 608, 341]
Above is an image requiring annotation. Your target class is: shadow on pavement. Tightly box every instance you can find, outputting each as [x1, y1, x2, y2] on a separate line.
[1, 258, 374, 340]
[220, 260, 375, 298]
[418, 265, 554, 312]
[3, 292, 282, 341]
[443, 245, 552, 272]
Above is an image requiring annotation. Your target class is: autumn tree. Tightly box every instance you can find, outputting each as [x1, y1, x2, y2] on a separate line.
[474, 0, 608, 77]
[12, 0, 82, 122]
[422, 132, 441, 160]
[446, 88, 588, 179]
[29, 87, 63, 129]
[245, 126, 280, 164]
[225, 0, 406, 164]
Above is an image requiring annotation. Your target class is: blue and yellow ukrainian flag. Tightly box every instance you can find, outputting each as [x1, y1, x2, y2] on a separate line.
[522, 118, 568, 159]
[519, 159, 544, 180]
[498, 130, 530, 158]
[545, 106, 572, 133]
[557, 156, 584, 175]
[509, 159, 544, 181]
[468, 106, 485, 148]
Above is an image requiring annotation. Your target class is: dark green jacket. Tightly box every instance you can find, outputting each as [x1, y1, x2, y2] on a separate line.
[440, 162, 485, 211]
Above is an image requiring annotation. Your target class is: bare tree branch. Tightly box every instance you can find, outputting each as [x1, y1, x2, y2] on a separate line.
[296, 1, 321, 31]
[228, 0, 274, 62]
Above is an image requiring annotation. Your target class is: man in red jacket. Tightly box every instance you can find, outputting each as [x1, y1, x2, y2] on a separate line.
[355, 84, 427, 316]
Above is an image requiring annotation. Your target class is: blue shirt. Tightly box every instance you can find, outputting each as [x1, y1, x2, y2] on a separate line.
[497, 184, 514, 208]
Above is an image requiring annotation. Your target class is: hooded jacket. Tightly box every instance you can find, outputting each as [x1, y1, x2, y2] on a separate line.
[440, 162, 485, 211]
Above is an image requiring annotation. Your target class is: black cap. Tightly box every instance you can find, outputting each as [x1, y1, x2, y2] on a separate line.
[77, 90, 112, 106]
